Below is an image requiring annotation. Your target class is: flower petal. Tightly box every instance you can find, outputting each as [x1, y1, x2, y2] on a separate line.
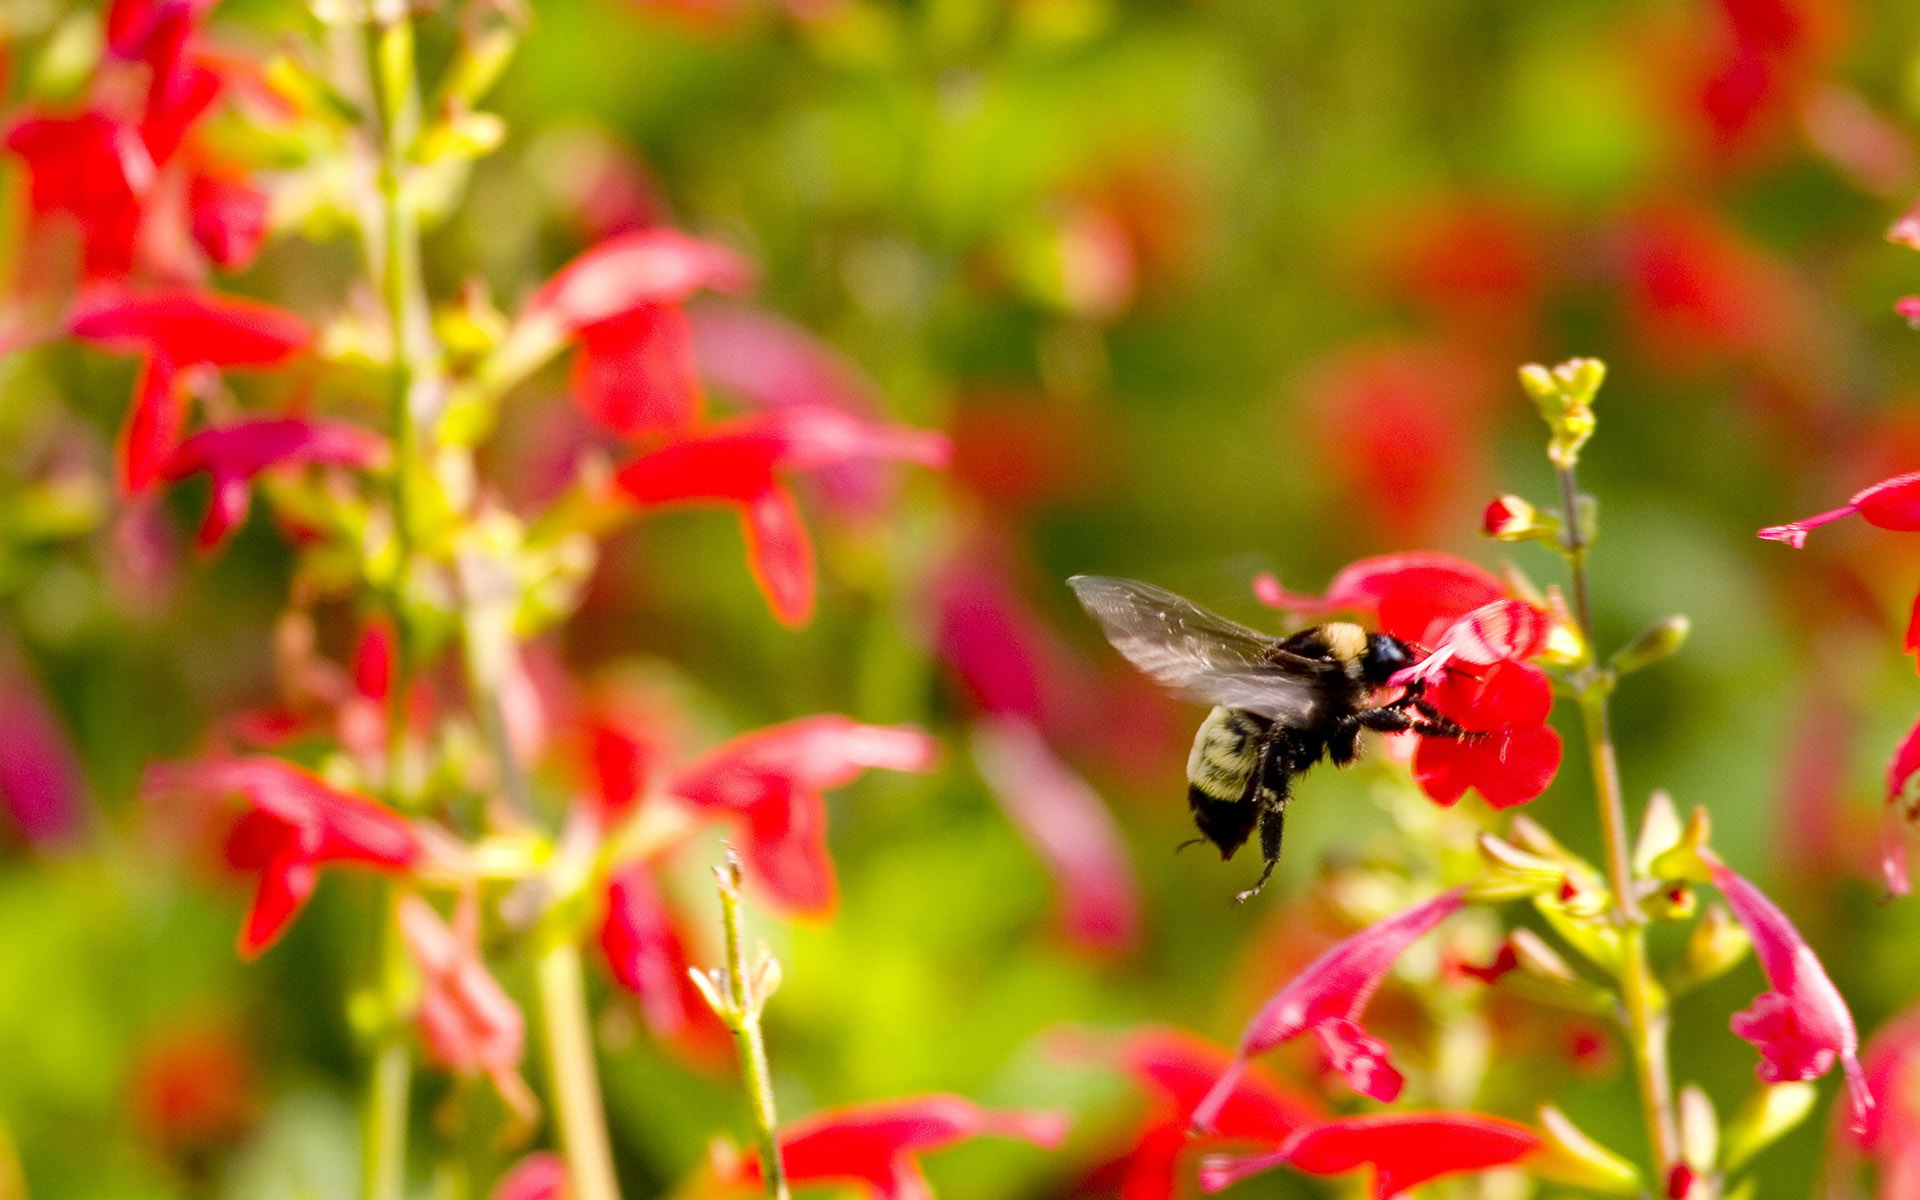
[1199, 1112, 1540, 1200]
[525, 229, 753, 332]
[740, 484, 815, 629]
[572, 304, 704, 437]
[71, 288, 312, 366]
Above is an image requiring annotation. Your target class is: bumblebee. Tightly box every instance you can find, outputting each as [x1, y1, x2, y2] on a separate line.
[1067, 575, 1463, 902]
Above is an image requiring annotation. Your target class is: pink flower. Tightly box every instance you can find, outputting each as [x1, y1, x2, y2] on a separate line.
[68, 288, 313, 494]
[142, 756, 420, 956]
[490, 1153, 567, 1200]
[158, 418, 386, 548]
[1197, 1112, 1539, 1199]
[669, 716, 938, 914]
[1759, 471, 1920, 548]
[522, 229, 753, 437]
[1107, 1028, 1318, 1200]
[1254, 552, 1505, 648]
[969, 715, 1139, 951]
[1191, 888, 1466, 1122]
[728, 1095, 1069, 1200]
[1410, 660, 1562, 809]
[1883, 713, 1920, 896]
[1703, 851, 1871, 1132]
[612, 406, 948, 627]
[0, 655, 87, 845]
[399, 895, 536, 1121]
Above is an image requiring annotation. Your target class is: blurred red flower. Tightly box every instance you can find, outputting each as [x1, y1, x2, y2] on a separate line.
[491, 1153, 568, 1200]
[1848, 1005, 1920, 1197]
[1106, 1028, 1318, 1200]
[1198, 1112, 1539, 1199]
[1703, 851, 1870, 1131]
[725, 1094, 1069, 1200]
[598, 861, 727, 1053]
[1254, 552, 1506, 648]
[1192, 887, 1466, 1119]
[159, 418, 387, 548]
[399, 894, 537, 1122]
[0, 653, 86, 846]
[669, 716, 938, 914]
[142, 756, 421, 956]
[68, 288, 313, 494]
[613, 406, 949, 626]
[1886, 713, 1920, 895]
[523, 229, 754, 437]
[129, 1022, 257, 1160]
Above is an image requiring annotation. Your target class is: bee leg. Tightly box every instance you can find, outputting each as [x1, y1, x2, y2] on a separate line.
[1234, 798, 1286, 904]
[1356, 701, 1470, 741]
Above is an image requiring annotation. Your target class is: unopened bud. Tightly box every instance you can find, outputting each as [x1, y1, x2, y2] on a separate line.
[1467, 833, 1565, 901]
[1532, 1104, 1642, 1196]
[1482, 494, 1560, 543]
[1611, 615, 1691, 677]
[1535, 883, 1622, 973]
[1644, 880, 1698, 922]
[1518, 357, 1605, 468]
[1678, 1084, 1719, 1171]
[1674, 903, 1752, 994]
[1510, 928, 1577, 984]
[1634, 790, 1684, 874]
[1650, 807, 1714, 884]
[1721, 1082, 1817, 1169]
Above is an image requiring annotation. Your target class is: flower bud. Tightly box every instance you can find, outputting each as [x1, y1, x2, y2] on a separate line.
[1482, 494, 1560, 544]
[1649, 806, 1714, 884]
[1611, 615, 1691, 677]
[1678, 1084, 1718, 1171]
[1467, 833, 1564, 901]
[1634, 790, 1683, 874]
[1531, 1104, 1642, 1195]
[1720, 1082, 1817, 1170]
[1644, 880, 1698, 922]
[1534, 881, 1622, 973]
[1518, 357, 1605, 468]
[1670, 902, 1752, 994]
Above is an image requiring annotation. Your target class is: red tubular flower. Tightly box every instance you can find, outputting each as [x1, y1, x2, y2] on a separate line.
[187, 172, 270, 270]
[597, 861, 723, 1049]
[1197, 1112, 1539, 1199]
[1391, 598, 1548, 686]
[1759, 472, 1920, 548]
[142, 756, 421, 956]
[159, 418, 387, 547]
[523, 229, 754, 437]
[1886, 714, 1920, 896]
[612, 406, 949, 627]
[669, 716, 938, 914]
[69, 289, 314, 494]
[1701, 851, 1870, 1131]
[729, 1095, 1069, 1200]
[1254, 552, 1505, 647]
[1110, 1028, 1318, 1200]
[969, 715, 1140, 951]
[1410, 659, 1562, 809]
[4, 109, 153, 278]
[399, 895, 536, 1121]
[1192, 887, 1466, 1123]
[0, 656, 86, 845]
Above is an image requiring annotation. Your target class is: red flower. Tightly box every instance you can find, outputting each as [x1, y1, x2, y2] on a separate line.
[1254, 552, 1505, 647]
[969, 715, 1139, 951]
[187, 172, 270, 270]
[1391, 598, 1549, 686]
[1850, 1004, 1920, 1193]
[399, 895, 536, 1121]
[0, 653, 86, 845]
[129, 1022, 257, 1158]
[142, 756, 421, 956]
[1886, 713, 1920, 896]
[1410, 659, 1562, 809]
[1197, 1112, 1539, 1199]
[1704, 852, 1871, 1131]
[4, 108, 152, 278]
[523, 229, 753, 437]
[669, 716, 938, 913]
[490, 1153, 567, 1200]
[69, 289, 313, 494]
[729, 1095, 1069, 1200]
[613, 406, 949, 627]
[1109, 1028, 1318, 1200]
[1192, 888, 1466, 1121]
[1758, 471, 1920, 548]
[159, 418, 386, 547]
[597, 861, 724, 1051]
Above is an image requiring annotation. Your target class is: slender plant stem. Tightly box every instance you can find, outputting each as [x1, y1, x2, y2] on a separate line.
[535, 938, 623, 1200]
[364, 884, 414, 1200]
[713, 858, 790, 1200]
[1558, 465, 1679, 1177]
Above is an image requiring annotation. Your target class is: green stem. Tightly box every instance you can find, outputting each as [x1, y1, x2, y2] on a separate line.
[1558, 465, 1679, 1177]
[364, 885, 414, 1200]
[715, 862, 789, 1200]
[535, 939, 623, 1200]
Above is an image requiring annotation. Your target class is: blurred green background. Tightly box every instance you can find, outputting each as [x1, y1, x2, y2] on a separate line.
[9, 0, 1920, 1197]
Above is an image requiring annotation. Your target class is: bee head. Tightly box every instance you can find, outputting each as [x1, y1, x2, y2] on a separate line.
[1359, 633, 1416, 684]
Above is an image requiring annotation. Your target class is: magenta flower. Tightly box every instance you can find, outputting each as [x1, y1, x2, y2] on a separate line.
[142, 757, 421, 957]
[613, 406, 949, 627]
[399, 895, 536, 1121]
[489, 1153, 567, 1200]
[669, 716, 938, 914]
[726, 1095, 1069, 1200]
[1197, 1112, 1540, 1199]
[68, 288, 313, 495]
[159, 418, 387, 548]
[1758, 471, 1920, 548]
[521, 229, 754, 437]
[0, 656, 86, 845]
[1192, 887, 1466, 1124]
[969, 714, 1140, 951]
[1703, 851, 1872, 1131]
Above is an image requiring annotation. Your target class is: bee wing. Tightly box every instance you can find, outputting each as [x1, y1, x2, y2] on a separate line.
[1067, 575, 1330, 722]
